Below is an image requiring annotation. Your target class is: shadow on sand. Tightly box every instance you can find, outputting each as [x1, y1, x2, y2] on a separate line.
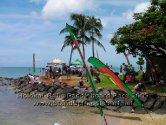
[104, 114, 142, 121]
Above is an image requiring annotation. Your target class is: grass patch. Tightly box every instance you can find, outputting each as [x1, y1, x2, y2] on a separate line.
[97, 75, 166, 94]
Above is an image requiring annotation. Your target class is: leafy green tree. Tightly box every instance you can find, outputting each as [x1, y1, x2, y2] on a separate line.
[136, 57, 145, 70]
[111, 0, 166, 58]
[110, 0, 166, 80]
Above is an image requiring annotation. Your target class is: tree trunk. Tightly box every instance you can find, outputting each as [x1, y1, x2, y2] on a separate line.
[145, 56, 160, 83]
[69, 45, 73, 66]
[92, 31, 95, 57]
[82, 37, 85, 59]
[148, 56, 166, 79]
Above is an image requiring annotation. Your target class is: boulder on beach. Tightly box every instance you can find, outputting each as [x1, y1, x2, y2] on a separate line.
[144, 97, 156, 109]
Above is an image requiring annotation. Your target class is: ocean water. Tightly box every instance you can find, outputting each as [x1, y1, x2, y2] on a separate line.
[0, 67, 140, 78]
[0, 67, 43, 78]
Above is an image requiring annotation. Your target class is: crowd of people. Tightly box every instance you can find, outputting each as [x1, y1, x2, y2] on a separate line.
[118, 62, 163, 92]
[40, 64, 100, 87]
[119, 63, 136, 83]
[27, 61, 164, 93]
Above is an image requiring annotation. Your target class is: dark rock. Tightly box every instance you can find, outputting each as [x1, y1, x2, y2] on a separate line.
[138, 93, 148, 103]
[148, 93, 158, 98]
[61, 86, 75, 94]
[19, 83, 27, 88]
[75, 97, 87, 104]
[86, 87, 93, 93]
[152, 97, 165, 111]
[160, 96, 166, 102]
[43, 85, 51, 91]
[144, 97, 156, 109]
[86, 95, 95, 102]
[23, 88, 33, 94]
[124, 96, 133, 105]
[86, 101, 97, 107]
[77, 87, 87, 94]
[119, 106, 132, 113]
[161, 100, 166, 109]
[47, 86, 56, 94]
[73, 86, 80, 91]
[54, 88, 62, 94]
[98, 89, 110, 99]
[104, 98, 114, 106]
[100, 100, 106, 107]
[113, 89, 126, 95]
[153, 101, 162, 111]
[134, 107, 147, 114]
[113, 96, 125, 106]
[31, 83, 38, 91]
[36, 84, 45, 92]
[105, 106, 120, 111]
[154, 109, 166, 114]
[0, 78, 11, 86]
[14, 89, 23, 93]
[30, 90, 39, 95]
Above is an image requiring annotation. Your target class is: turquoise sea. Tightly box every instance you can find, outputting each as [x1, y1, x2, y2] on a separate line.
[0, 67, 140, 78]
[0, 67, 43, 78]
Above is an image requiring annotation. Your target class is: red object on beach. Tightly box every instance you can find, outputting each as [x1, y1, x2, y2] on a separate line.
[126, 74, 135, 83]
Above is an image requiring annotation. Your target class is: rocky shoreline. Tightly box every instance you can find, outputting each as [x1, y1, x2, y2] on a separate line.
[0, 76, 166, 114]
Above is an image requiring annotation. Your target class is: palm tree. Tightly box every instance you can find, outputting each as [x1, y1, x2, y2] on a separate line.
[61, 36, 74, 66]
[60, 26, 79, 66]
[70, 13, 90, 59]
[87, 16, 105, 57]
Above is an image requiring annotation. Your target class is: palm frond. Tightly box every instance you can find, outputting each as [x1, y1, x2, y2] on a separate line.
[59, 27, 67, 34]
[91, 37, 106, 51]
[61, 43, 68, 51]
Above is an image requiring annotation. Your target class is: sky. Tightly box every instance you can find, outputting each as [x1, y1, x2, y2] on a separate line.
[0, 0, 151, 67]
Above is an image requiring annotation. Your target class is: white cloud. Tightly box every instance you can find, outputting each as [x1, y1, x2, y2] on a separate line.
[134, 2, 151, 13]
[100, 12, 133, 28]
[123, 10, 133, 19]
[123, 2, 151, 19]
[42, 0, 95, 20]
[96, 0, 149, 7]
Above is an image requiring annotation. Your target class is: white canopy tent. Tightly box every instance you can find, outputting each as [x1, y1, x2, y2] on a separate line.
[47, 58, 65, 65]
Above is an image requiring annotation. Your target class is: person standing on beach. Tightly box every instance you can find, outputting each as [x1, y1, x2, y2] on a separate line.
[58, 67, 61, 75]
[49, 66, 53, 78]
[44, 68, 49, 78]
[122, 63, 127, 81]
[120, 65, 122, 73]
[58, 75, 62, 85]
[82, 66, 88, 82]
[66, 66, 71, 79]
[79, 77, 84, 87]
[62, 65, 67, 75]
